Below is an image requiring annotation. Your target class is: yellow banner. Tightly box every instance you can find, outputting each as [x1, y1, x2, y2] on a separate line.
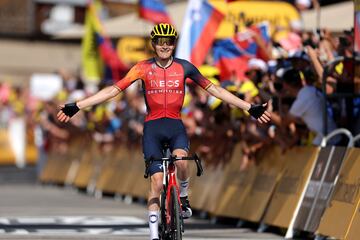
[81, 0, 104, 82]
[355, 0, 360, 12]
[209, 0, 300, 39]
[116, 37, 151, 64]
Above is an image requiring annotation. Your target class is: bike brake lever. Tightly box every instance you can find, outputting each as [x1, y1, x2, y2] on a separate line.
[194, 153, 203, 177]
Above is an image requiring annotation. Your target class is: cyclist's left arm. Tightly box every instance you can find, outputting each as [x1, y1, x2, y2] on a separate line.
[206, 84, 250, 110]
[207, 84, 271, 123]
[182, 59, 270, 123]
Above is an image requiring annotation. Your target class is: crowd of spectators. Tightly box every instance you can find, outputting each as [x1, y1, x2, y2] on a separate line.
[0, 23, 359, 173]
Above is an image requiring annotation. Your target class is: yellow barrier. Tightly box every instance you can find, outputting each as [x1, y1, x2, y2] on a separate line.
[263, 146, 320, 228]
[316, 148, 360, 239]
[237, 146, 286, 222]
[127, 146, 149, 199]
[189, 159, 223, 210]
[213, 143, 257, 218]
[73, 141, 102, 189]
[107, 144, 148, 198]
[345, 202, 360, 240]
[0, 128, 16, 164]
[40, 135, 360, 238]
[25, 128, 38, 165]
[95, 146, 117, 193]
[294, 146, 348, 233]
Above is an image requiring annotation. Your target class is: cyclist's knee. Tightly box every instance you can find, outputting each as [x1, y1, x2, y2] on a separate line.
[150, 173, 163, 194]
[172, 148, 187, 158]
[175, 160, 188, 171]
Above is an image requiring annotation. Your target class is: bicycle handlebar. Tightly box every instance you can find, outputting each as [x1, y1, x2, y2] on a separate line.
[144, 154, 204, 179]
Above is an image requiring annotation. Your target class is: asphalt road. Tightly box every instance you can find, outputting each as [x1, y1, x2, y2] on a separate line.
[0, 169, 283, 240]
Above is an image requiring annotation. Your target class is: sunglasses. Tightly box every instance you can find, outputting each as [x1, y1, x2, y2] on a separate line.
[154, 37, 176, 46]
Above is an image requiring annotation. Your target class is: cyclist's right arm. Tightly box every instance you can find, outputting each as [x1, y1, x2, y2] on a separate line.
[57, 86, 121, 123]
[77, 86, 120, 110]
[58, 62, 144, 122]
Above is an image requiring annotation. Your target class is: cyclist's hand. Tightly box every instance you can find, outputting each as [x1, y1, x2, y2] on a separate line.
[57, 102, 80, 123]
[248, 101, 271, 124]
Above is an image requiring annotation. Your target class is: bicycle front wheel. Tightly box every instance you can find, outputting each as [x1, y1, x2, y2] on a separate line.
[169, 185, 182, 240]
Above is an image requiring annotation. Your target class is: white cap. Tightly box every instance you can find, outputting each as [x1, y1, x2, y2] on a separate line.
[248, 58, 268, 72]
[296, 0, 311, 8]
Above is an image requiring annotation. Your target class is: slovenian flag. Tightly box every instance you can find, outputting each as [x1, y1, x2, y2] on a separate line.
[176, 0, 224, 67]
[213, 38, 251, 81]
[139, 0, 172, 24]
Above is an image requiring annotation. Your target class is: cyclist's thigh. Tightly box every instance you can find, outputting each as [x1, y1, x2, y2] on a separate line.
[168, 119, 190, 153]
[143, 120, 164, 176]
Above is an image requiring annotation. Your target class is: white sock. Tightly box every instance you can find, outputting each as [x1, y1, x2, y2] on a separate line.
[148, 210, 159, 240]
[179, 178, 190, 197]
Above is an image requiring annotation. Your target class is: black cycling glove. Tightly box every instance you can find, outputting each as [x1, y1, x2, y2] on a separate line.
[61, 102, 80, 118]
[248, 104, 266, 119]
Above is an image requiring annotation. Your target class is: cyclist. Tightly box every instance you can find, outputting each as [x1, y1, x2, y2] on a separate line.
[57, 23, 271, 240]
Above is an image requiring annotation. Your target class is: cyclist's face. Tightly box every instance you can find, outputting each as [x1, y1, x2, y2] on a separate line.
[153, 37, 176, 60]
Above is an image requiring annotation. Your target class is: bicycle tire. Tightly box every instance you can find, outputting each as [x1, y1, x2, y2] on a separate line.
[169, 185, 182, 240]
[159, 190, 167, 240]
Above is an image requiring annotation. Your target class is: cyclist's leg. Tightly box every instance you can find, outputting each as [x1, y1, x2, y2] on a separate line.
[169, 120, 192, 218]
[143, 120, 165, 240]
[148, 172, 163, 240]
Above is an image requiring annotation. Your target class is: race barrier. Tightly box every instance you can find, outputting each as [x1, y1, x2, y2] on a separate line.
[39, 128, 360, 239]
[236, 146, 286, 223]
[263, 146, 320, 229]
[0, 124, 37, 166]
[316, 133, 360, 240]
[212, 143, 257, 218]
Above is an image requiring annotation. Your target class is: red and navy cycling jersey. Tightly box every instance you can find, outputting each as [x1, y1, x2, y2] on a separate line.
[114, 58, 213, 122]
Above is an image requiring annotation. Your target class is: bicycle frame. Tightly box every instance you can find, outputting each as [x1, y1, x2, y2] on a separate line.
[162, 157, 182, 226]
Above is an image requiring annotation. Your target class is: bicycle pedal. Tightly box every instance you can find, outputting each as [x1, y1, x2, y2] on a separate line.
[182, 208, 192, 219]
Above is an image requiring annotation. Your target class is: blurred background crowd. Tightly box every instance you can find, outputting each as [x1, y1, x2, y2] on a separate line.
[0, 0, 359, 174]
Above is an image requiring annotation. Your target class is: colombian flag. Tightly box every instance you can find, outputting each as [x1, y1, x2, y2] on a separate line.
[234, 22, 270, 61]
[82, 0, 127, 84]
[176, 0, 224, 67]
[213, 38, 251, 81]
[139, 0, 172, 24]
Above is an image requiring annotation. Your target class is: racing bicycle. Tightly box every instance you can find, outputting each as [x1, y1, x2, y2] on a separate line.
[144, 144, 203, 240]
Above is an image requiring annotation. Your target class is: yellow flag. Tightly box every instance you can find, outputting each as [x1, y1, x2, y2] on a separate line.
[81, 0, 104, 82]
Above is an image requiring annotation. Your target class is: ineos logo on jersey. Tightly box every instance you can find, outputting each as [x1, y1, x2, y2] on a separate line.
[150, 79, 180, 88]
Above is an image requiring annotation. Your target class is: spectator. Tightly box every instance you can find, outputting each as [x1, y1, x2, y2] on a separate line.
[270, 68, 338, 145]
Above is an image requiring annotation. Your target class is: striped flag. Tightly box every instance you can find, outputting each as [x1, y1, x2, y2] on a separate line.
[139, 0, 172, 24]
[82, 0, 127, 84]
[213, 38, 251, 81]
[176, 0, 224, 67]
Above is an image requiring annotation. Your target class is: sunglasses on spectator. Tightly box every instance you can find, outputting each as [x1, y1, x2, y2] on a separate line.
[154, 37, 176, 46]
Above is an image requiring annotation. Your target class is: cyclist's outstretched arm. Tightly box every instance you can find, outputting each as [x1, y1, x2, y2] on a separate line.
[206, 84, 271, 124]
[57, 85, 121, 123]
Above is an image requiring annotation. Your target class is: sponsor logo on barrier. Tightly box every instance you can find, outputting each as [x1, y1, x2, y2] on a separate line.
[333, 182, 360, 204]
[253, 174, 276, 192]
[278, 176, 300, 194]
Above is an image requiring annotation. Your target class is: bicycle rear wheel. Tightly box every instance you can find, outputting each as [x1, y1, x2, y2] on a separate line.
[169, 185, 182, 240]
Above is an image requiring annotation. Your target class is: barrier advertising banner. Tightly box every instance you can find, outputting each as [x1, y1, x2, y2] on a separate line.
[263, 147, 319, 229]
[317, 148, 360, 239]
[293, 147, 348, 232]
[346, 202, 360, 240]
[214, 143, 257, 218]
[237, 146, 286, 222]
